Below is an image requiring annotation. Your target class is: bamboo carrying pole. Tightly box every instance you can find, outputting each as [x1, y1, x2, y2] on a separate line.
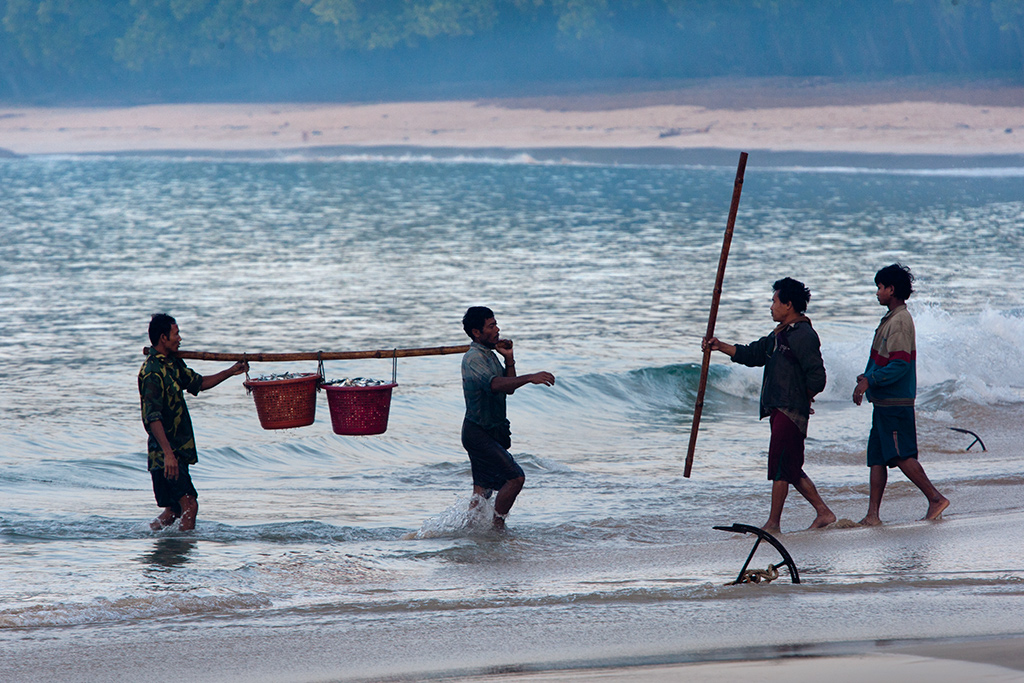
[684, 151, 749, 478]
[141, 345, 470, 362]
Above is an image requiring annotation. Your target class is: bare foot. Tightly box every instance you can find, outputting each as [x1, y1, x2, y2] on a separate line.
[761, 523, 781, 535]
[808, 511, 837, 530]
[150, 509, 178, 530]
[492, 514, 506, 532]
[179, 512, 196, 532]
[858, 515, 882, 527]
[923, 497, 950, 521]
[178, 498, 198, 531]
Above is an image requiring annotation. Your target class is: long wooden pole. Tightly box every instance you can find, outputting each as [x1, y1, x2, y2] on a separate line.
[684, 151, 748, 478]
[141, 344, 470, 362]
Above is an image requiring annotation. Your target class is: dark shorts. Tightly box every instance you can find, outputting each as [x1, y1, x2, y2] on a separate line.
[462, 418, 524, 492]
[867, 405, 918, 467]
[767, 409, 807, 484]
[150, 463, 198, 514]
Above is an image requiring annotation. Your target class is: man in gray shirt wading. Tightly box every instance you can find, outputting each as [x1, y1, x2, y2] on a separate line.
[461, 306, 555, 530]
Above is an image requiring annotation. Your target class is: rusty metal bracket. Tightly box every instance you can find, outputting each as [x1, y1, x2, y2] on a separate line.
[949, 427, 986, 452]
[714, 523, 801, 584]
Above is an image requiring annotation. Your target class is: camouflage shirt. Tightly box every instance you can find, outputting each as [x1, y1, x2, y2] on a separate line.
[138, 349, 204, 471]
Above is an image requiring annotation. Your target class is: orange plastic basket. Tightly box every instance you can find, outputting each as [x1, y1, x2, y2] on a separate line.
[244, 373, 320, 430]
[324, 383, 396, 435]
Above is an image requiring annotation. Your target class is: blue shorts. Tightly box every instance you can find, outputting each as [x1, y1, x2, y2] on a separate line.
[461, 418, 524, 492]
[867, 406, 918, 467]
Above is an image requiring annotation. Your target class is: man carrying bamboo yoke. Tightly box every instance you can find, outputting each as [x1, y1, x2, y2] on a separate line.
[139, 313, 248, 531]
[461, 307, 555, 530]
[703, 278, 836, 533]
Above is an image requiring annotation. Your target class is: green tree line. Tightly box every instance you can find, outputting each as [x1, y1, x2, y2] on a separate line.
[1, 0, 1021, 102]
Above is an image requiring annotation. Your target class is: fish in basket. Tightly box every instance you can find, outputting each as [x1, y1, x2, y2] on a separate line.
[322, 377, 396, 436]
[244, 372, 320, 430]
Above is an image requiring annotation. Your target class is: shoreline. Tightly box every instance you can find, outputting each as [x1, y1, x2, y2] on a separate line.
[6, 629, 1024, 682]
[9, 144, 1024, 170]
[2, 78, 1023, 160]
[390, 635, 1024, 683]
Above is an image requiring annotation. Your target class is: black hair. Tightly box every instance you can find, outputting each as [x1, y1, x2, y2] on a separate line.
[149, 313, 176, 347]
[875, 263, 915, 300]
[462, 306, 494, 340]
[772, 277, 811, 313]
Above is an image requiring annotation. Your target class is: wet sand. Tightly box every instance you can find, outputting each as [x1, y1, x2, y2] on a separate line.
[7, 631, 1024, 682]
[452, 652, 1024, 683]
[1, 77, 1022, 158]
[426, 634, 1024, 682]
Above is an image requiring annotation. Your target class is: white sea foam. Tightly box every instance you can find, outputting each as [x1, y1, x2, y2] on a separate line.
[17, 150, 600, 167]
[14, 153, 1024, 177]
[769, 165, 1024, 178]
[0, 593, 271, 629]
[915, 304, 1024, 404]
[408, 493, 502, 539]
[716, 305, 1024, 407]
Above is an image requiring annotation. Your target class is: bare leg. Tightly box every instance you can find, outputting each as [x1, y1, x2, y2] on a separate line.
[492, 476, 525, 530]
[896, 458, 949, 520]
[763, 480, 788, 534]
[469, 485, 489, 509]
[178, 495, 198, 531]
[859, 465, 887, 526]
[150, 507, 179, 531]
[793, 476, 837, 529]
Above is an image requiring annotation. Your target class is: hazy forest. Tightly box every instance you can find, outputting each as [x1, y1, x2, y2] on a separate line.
[2, 0, 1022, 103]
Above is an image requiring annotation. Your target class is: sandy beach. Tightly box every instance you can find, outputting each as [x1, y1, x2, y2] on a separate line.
[450, 642, 1024, 683]
[451, 654, 1024, 683]
[432, 628, 1024, 682]
[1, 77, 1022, 158]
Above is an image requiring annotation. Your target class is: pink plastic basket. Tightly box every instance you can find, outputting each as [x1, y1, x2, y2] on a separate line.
[324, 383, 396, 435]
[243, 373, 320, 430]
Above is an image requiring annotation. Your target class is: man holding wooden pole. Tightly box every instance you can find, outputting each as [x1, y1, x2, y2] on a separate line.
[703, 278, 836, 533]
[461, 306, 555, 530]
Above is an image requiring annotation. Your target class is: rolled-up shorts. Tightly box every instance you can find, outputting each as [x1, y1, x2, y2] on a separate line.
[768, 409, 808, 484]
[150, 462, 198, 514]
[462, 418, 524, 492]
[867, 405, 918, 467]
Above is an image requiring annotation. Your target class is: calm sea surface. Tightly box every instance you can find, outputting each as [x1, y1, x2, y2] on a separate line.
[1, 152, 1024, 681]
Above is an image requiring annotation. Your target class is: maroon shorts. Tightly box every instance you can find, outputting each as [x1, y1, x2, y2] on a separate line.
[767, 409, 807, 484]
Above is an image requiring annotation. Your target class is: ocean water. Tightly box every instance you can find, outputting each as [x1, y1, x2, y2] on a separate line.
[1, 152, 1024, 681]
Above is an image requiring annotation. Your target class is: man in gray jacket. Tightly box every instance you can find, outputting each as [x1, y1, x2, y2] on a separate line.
[704, 277, 836, 533]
